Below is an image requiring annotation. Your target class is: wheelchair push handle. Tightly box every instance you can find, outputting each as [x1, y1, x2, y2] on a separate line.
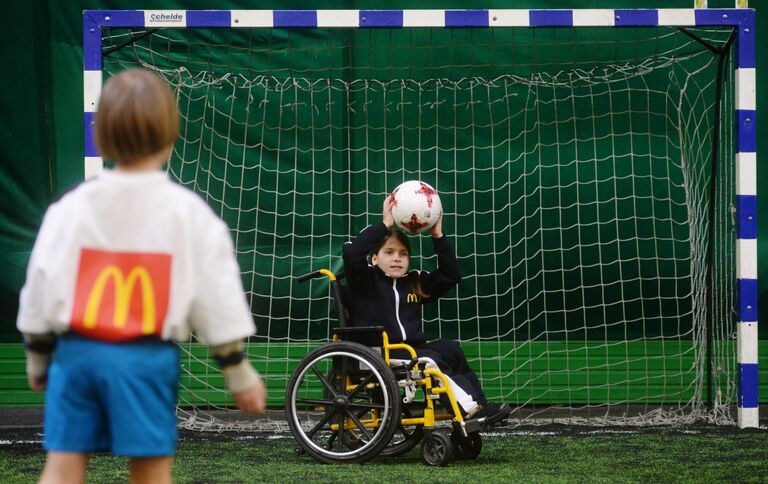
[296, 269, 348, 328]
[296, 269, 344, 282]
[296, 270, 323, 283]
[296, 269, 345, 283]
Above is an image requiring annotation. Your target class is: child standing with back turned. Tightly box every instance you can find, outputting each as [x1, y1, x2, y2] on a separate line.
[17, 69, 266, 484]
[343, 196, 510, 425]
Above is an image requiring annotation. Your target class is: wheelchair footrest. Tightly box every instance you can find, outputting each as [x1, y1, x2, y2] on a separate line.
[460, 419, 483, 435]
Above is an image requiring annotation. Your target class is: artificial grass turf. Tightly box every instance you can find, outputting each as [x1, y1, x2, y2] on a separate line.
[1, 425, 766, 483]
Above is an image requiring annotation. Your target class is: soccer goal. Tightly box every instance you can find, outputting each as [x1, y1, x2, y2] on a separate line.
[83, 8, 758, 429]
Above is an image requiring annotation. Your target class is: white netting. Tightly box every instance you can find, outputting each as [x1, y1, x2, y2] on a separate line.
[100, 24, 737, 430]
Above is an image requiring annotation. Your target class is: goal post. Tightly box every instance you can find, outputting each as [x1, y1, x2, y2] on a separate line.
[82, 8, 758, 428]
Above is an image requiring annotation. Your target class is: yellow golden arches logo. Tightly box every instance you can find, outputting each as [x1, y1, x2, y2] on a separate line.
[406, 292, 420, 303]
[70, 248, 171, 341]
[83, 265, 156, 335]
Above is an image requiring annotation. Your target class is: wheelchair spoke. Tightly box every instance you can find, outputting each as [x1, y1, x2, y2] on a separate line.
[294, 397, 335, 406]
[306, 408, 337, 439]
[336, 413, 345, 449]
[310, 366, 338, 397]
[345, 410, 373, 441]
[339, 356, 349, 392]
[346, 372, 377, 399]
[325, 430, 338, 450]
[348, 401, 385, 410]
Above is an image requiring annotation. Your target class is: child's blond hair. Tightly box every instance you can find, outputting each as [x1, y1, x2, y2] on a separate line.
[94, 69, 179, 165]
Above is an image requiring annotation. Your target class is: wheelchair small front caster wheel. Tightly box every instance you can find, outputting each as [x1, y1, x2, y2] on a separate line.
[421, 431, 453, 466]
[294, 446, 305, 456]
[451, 431, 482, 460]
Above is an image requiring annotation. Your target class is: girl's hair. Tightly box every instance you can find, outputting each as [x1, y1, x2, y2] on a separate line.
[371, 227, 412, 257]
[94, 69, 180, 165]
[371, 228, 429, 299]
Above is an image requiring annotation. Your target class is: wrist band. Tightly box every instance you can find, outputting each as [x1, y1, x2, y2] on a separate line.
[214, 350, 245, 368]
[24, 339, 56, 354]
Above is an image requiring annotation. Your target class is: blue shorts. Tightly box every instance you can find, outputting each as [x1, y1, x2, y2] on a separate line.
[43, 333, 180, 457]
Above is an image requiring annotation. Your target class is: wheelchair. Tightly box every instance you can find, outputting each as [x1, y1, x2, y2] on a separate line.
[285, 269, 487, 466]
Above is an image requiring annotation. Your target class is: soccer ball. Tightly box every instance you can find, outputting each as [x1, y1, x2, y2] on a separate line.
[389, 180, 443, 234]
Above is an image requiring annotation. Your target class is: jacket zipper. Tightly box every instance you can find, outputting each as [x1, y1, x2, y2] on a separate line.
[392, 279, 407, 341]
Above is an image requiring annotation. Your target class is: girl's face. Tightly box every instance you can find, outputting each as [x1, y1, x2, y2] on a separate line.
[372, 236, 410, 279]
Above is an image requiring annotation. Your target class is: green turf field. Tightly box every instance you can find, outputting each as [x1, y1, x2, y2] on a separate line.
[1, 425, 766, 483]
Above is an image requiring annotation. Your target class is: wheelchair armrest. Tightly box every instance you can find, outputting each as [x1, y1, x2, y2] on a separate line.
[332, 326, 386, 347]
[389, 361, 410, 380]
[388, 357, 421, 379]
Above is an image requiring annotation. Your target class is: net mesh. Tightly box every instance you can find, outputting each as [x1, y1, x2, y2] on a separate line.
[99, 23, 737, 429]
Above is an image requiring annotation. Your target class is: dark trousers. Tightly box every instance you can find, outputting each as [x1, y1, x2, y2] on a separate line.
[392, 338, 486, 405]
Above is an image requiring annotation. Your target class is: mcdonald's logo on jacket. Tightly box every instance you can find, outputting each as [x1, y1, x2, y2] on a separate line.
[70, 248, 172, 341]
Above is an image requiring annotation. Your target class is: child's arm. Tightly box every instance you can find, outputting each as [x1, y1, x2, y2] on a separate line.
[17, 207, 61, 391]
[209, 340, 266, 413]
[191, 212, 266, 414]
[429, 208, 443, 239]
[21, 332, 56, 391]
[342, 224, 384, 288]
[419, 212, 462, 300]
[342, 197, 393, 288]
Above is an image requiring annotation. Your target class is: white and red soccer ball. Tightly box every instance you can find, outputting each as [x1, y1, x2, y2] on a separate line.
[389, 180, 443, 234]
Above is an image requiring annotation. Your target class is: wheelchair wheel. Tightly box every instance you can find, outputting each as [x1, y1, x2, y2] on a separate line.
[379, 404, 423, 457]
[421, 431, 453, 466]
[451, 431, 482, 460]
[285, 341, 401, 464]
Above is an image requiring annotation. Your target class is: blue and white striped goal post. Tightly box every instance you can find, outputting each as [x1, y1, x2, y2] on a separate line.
[82, 8, 758, 428]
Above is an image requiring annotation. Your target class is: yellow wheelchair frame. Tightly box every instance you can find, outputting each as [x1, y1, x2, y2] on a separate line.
[285, 269, 483, 466]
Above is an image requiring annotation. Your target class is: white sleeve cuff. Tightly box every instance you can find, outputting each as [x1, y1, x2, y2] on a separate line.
[222, 360, 262, 394]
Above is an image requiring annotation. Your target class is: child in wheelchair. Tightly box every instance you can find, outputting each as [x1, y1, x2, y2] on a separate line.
[342, 196, 511, 427]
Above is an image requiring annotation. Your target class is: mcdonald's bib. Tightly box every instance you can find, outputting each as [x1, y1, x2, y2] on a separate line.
[70, 248, 172, 342]
[17, 169, 255, 346]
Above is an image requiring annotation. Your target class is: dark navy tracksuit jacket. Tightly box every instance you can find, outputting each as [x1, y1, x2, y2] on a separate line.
[342, 223, 487, 407]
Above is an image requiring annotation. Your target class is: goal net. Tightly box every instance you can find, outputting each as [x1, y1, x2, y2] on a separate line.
[97, 19, 738, 429]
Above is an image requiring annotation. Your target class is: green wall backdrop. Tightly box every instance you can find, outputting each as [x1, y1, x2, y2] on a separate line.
[0, 0, 765, 409]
